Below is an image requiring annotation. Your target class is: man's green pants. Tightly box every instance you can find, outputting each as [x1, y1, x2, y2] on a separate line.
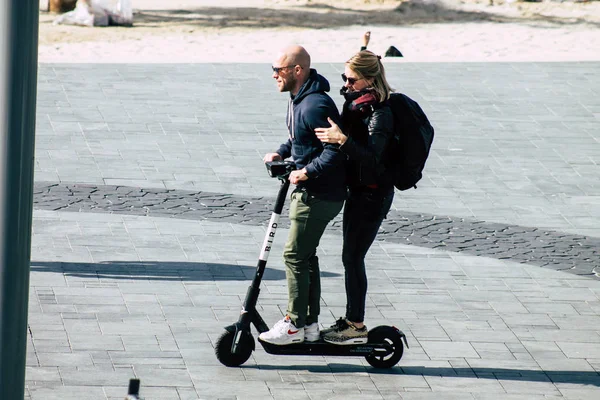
[284, 189, 344, 329]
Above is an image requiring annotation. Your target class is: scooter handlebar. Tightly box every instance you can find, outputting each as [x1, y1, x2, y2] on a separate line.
[265, 160, 296, 180]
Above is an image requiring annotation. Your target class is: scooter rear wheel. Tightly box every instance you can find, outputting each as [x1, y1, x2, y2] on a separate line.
[215, 329, 254, 367]
[365, 326, 404, 368]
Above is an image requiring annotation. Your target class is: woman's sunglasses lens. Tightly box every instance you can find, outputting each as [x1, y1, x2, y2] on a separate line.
[341, 73, 356, 85]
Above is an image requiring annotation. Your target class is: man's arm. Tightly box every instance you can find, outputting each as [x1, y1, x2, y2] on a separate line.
[264, 138, 291, 163]
[303, 102, 344, 179]
[275, 138, 292, 160]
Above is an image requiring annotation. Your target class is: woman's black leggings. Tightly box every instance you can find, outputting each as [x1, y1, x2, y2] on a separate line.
[342, 187, 394, 323]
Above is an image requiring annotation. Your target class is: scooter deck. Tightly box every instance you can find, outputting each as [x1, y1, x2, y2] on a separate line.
[258, 337, 392, 357]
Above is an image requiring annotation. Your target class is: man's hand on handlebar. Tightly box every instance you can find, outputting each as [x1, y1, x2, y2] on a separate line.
[263, 153, 282, 163]
[289, 169, 308, 185]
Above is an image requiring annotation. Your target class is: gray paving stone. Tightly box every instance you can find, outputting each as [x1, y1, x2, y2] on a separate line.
[25, 366, 61, 382]
[557, 387, 600, 399]
[474, 394, 563, 400]
[28, 386, 108, 400]
[499, 379, 561, 395]
[524, 329, 600, 344]
[419, 341, 479, 359]
[106, 386, 183, 400]
[471, 343, 516, 361]
[556, 342, 600, 359]
[400, 394, 474, 400]
[67, 335, 124, 351]
[423, 375, 505, 393]
[553, 316, 600, 330]
[520, 341, 568, 360]
[36, 353, 94, 367]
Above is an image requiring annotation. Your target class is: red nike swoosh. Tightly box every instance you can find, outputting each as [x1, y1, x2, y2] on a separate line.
[288, 329, 299, 335]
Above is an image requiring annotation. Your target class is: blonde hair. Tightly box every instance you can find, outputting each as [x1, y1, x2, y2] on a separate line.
[346, 50, 393, 102]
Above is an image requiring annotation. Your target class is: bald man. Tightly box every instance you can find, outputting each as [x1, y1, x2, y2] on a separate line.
[260, 45, 346, 346]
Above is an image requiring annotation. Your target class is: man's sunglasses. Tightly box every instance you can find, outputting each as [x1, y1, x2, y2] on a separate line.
[341, 73, 361, 85]
[272, 65, 296, 74]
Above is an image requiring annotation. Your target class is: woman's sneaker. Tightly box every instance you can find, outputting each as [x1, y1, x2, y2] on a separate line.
[259, 315, 304, 345]
[322, 321, 368, 345]
[304, 322, 320, 342]
[320, 317, 349, 336]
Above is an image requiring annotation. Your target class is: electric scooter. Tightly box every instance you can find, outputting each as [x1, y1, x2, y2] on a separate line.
[215, 160, 409, 368]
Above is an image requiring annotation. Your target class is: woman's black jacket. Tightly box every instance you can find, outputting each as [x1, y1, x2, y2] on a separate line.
[339, 98, 395, 190]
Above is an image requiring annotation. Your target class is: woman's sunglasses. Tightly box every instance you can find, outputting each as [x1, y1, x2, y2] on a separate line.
[341, 73, 361, 85]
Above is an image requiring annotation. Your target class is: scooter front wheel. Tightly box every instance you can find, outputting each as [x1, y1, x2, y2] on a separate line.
[215, 329, 254, 367]
[365, 326, 404, 368]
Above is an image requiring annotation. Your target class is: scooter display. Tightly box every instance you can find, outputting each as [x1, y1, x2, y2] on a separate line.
[215, 160, 408, 368]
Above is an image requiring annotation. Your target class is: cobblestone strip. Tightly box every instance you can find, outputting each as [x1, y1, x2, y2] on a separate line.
[380, 216, 598, 277]
[33, 182, 599, 278]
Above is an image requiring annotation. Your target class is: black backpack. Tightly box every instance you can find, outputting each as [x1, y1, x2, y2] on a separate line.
[386, 93, 434, 190]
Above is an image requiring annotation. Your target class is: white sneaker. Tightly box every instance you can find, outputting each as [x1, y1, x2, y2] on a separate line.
[259, 315, 304, 345]
[304, 322, 320, 342]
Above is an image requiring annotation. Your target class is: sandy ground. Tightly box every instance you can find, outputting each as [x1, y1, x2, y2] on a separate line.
[38, 0, 600, 63]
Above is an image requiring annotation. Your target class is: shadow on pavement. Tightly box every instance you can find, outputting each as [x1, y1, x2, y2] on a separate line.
[248, 364, 600, 386]
[399, 366, 600, 386]
[30, 260, 340, 281]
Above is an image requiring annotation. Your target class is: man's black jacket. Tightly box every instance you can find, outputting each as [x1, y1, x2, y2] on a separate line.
[276, 69, 346, 201]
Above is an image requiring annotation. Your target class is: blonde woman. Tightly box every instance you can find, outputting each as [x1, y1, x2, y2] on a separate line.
[315, 50, 396, 345]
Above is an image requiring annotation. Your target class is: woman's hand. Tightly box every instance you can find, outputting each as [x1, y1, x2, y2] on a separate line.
[315, 117, 347, 145]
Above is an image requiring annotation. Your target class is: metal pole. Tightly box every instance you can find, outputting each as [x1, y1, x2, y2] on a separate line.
[0, 0, 39, 398]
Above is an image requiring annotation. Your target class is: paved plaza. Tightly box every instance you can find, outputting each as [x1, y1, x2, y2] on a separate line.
[25, 62, 600, 399]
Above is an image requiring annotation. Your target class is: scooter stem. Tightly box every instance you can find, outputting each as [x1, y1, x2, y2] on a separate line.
[239, 177, 290, 324]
